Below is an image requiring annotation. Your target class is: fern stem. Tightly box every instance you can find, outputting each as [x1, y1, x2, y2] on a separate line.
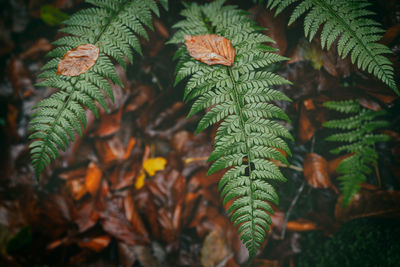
[93, 0, 128, 44]
[274, 161, 303, 172]
[227, 67, 257, 255]
[280, 181, 305, 239]
[313, 0, 397, 93]
[374, 163, 381, 187]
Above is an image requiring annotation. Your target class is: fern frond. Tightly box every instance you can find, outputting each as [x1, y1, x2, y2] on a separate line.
[267, 0, 398, 95]
[170, 0, 292, 260]
[323, 100, 390, 207]
[30, 0, 166, 179]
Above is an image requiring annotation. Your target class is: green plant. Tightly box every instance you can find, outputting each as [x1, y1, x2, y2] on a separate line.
[27, 0, 396, 261]
[169, 0, 292, 259]
[29, 0, 166, 179]
[323, 100, 390, 207]
[266, 0, 398, 95]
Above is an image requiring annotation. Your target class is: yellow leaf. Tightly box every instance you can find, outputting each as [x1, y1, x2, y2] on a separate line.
[143, 157, 167, 176]
[135, 170, 146, 190]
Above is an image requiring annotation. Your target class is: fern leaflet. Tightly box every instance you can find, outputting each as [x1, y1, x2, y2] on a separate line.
[266, 0, 398, 95]
[170, 0, 292, 259]
[323, 100, 390, 207]
[30, 0, 165, 179]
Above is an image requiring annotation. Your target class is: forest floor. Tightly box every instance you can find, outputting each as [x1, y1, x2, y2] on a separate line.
[0, 0, 400, 266]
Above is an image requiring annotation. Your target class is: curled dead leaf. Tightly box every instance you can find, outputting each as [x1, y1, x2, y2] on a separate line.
[57, 44, 99, 76]
[303, 153, 332, 189]
[185, 34, 235, 66]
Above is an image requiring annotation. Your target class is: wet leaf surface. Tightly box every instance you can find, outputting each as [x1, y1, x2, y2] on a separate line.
[185, 34, 235, 66]
[57, 44, 99, 76]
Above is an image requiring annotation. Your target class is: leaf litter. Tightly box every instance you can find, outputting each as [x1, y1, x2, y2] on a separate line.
[0, 0, 399, 266]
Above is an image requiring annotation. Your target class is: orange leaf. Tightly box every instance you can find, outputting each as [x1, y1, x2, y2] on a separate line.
[286, 219, 317, 232]
[124, 137, 136, 160]
[66, 178, 87, 200]
[77, 235, 111, 252]
[57, 44, 99, 76]
[185, 34, 235, 66]
[85, 162, 102, 195]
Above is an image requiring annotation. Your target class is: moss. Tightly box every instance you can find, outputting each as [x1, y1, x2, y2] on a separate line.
[298, 218, 400, 267]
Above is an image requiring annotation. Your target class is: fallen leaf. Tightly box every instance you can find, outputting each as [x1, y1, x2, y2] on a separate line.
[358, 97, 381, 111]
[298, 104, 315, 144]
[94, 109, 122, 137]
[380, 24, 400, 45]
[77, 236, 110, 252]
[75, 200, 99, 233]
[100, 200, 149, 246]
[185, 34, 235, 66]
[57, 44, 99, 76]
[335, 190, 400, 222]
[135, 170, 146, 190]
[124, 137, 136, 159]
[66, 178, 87, 200]
[201, 231, 232, 267]
[303, 99, 315, 110]
[20, 38, 52, 60]
[143, 157, 167, 176]
[85, 162, 102, 196]
[286, 219, 317, 232]
[124, 193, 149, 239]
[95, 136, 125, 166]
[303, 153, 332, 189]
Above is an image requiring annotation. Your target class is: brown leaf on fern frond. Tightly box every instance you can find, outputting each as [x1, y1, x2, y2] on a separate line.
[57, 44, 99, 76]
[184, 34, 235, 66]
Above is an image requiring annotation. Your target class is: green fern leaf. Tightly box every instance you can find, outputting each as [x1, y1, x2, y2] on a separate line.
[170, 0, 292, 260]
[30, 0, 166, 179]
[323, 100, 390, 207]
[267, 0, 398, 95]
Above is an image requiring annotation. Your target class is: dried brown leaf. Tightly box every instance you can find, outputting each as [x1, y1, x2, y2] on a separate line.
[185, 34, 235, 66]
[335, 190, 400, 222]
[303, 153, 332, 189]
[95, 136, 125, 166]
[297, 105, 315, 144]
[124, 192, 149, 239]
[57, 44, 99, 76]
[201, 231, 232, 267]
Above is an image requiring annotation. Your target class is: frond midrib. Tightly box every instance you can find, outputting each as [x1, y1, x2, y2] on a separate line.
[227, 67, 257, 251]
[93, 0, 128, 44]
[314, 0, 396, 92]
